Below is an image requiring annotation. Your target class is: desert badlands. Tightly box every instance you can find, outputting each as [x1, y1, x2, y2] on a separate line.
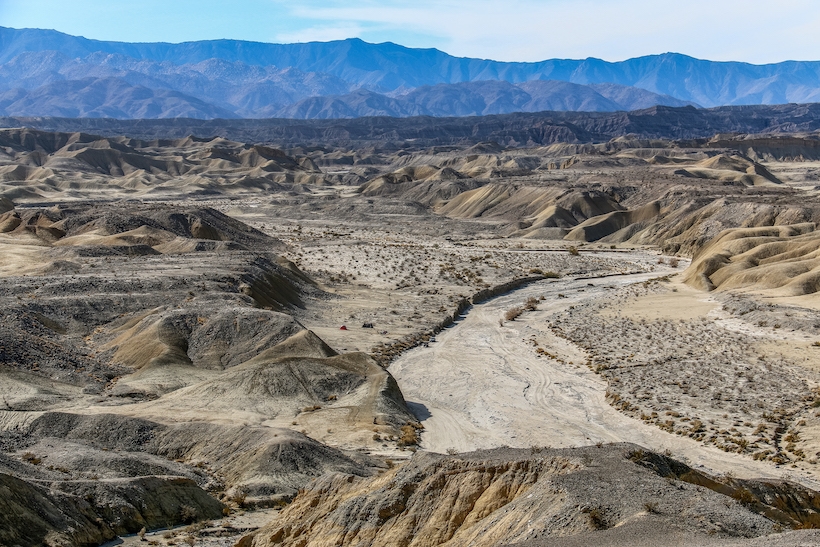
[2, 125, 820, 546]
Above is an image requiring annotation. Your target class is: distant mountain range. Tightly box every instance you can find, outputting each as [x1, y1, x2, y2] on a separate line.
[2, 26, 820, 119]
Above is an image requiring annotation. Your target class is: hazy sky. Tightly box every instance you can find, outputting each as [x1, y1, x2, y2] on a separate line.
[1, 0, 818, 64]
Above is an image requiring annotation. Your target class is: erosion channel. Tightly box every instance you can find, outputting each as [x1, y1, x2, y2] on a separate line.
[391, 262, 820, 485]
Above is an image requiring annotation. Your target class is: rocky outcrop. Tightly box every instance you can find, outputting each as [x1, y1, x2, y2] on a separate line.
[0, 470, 223, 547]
[244, 444, 820, 547]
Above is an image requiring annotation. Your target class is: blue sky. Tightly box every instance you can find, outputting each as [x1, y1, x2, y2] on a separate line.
[1, 0, 818, 63]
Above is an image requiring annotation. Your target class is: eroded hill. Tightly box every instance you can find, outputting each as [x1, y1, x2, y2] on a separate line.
[2, 126, 820, 546]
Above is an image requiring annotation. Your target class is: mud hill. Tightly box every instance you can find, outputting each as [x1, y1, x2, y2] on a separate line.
[685, 223, 820, 295]
[2, 126, 820, 546]
[244, 445, 820, 547]
[0, 201, 418, 546]
[0, 128, 325, 202]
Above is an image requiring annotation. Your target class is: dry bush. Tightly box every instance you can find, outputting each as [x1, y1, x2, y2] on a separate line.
[398, 423, 422, 446]
[568, 246, 580, 256]
[179, 505, 198, 524]
[731, 488, 757, 506]
[524, 297, 539, 311]
[229, 487, 248, 508]
[504, 306, 523, 321]
[22, 452, 41, 465]
[669, 257, 680, 268]
[627, 449, 646, 463]
[584, 506, 607, 529]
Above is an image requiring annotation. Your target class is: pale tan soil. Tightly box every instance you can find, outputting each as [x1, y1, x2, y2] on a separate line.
[765, 160, 820, 191]
[599, 278, 717, 321]
[0, 237, 50, 275]
[764, 292, 820, 311]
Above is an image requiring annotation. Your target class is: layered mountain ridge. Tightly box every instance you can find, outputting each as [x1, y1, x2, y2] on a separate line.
[4, 27, 820, 119]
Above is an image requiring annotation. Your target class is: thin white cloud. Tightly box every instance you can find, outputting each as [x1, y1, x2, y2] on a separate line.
[3, 0, 819, 63]
[272, 0, 820, 63]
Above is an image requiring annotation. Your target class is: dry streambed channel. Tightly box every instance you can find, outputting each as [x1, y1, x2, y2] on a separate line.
[389, 260, 820, 487]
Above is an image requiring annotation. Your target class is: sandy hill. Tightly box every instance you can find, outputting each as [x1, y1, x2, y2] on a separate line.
[0, 128, 325, 202]
[350, 142, 820, 253]
[684, 223, 820, 295]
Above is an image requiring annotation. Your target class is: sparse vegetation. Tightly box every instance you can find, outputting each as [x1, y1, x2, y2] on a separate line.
[398, 422, 423, 447]
[21, 452, 41, 465]
[643, 501, 659, 514]
[504, 306, 524, 321]
[179, 505, 198, 524]
[584, 506, 608, 529]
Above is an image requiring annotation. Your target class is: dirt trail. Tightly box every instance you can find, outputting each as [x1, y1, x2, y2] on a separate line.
[389, 259, 819, 485]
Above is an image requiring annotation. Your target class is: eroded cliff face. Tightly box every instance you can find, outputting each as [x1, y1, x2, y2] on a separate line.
[247, 450, 574, 547]
[243, 444, 820, 547]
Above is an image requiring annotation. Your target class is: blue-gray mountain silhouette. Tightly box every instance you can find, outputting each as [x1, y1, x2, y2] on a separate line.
[1, 26, 819, 118]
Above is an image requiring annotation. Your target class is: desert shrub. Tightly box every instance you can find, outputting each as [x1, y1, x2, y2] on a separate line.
[398, 423, 421, 446]
[504, 306, 523, 321]
[669, 257, 680, 268]
[731, 488, 756, 506]
[584, 506, 607, 529]
[627, 449, 646, 463]
[229, 487, 248, 508]
[568, 246, 580, 256]
[22, 452, 41, 465]
[524, 297, 539, 311]
[179, 505, 198, 524]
